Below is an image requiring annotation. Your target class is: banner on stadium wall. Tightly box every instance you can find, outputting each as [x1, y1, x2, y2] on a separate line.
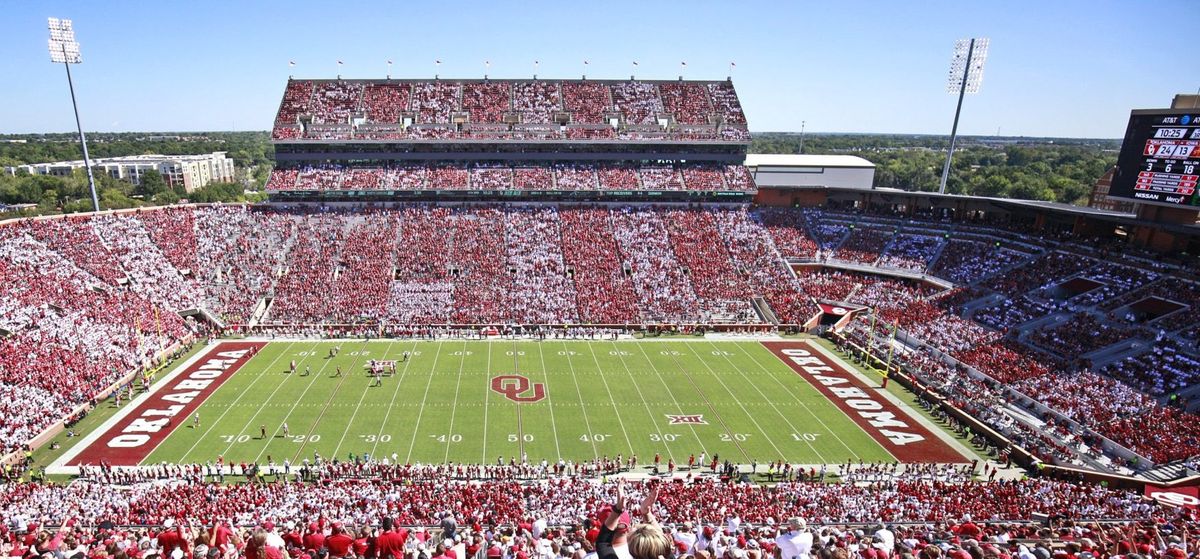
[1144, 484, 1200, 509]
[818, 304, 852, 316]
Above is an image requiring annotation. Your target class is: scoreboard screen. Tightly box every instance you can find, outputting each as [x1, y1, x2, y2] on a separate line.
[1110, 109, 1200, 207]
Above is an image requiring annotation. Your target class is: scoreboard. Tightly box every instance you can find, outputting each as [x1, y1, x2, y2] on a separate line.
[1110, 109, 1200, 208]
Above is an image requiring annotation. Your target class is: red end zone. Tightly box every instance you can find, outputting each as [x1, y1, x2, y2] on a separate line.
[762, 341, 966, 463]
[68, 342, 265, 466]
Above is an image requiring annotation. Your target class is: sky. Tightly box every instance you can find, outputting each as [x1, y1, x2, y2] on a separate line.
[1, 0, 1196, 138]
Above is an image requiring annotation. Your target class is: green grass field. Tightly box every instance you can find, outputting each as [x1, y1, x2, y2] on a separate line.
[140, 340, 900, 466]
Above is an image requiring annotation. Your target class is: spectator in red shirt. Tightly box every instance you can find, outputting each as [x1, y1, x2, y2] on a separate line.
[375, 519, 409, 559]
[325, 524, 353, 558]
[303, 523, 325, 551]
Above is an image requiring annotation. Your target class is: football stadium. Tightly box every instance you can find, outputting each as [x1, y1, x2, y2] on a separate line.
[2, 5, 1199, 559]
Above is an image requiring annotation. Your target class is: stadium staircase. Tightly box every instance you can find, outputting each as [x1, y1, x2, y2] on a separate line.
[248, 298, 273, 328]
[1082, 339, 1152, 369]
[1140, 461, 1198, 483]
[1175, 383, 1200, 413]
[960, 293, 1006, 320]
[923, 243, 949, 273]
[1014, 310, 1072, 335]
[751, 297, 780, 325]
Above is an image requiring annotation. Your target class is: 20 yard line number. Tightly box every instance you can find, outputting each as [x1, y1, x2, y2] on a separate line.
[220, 435, 320, 443]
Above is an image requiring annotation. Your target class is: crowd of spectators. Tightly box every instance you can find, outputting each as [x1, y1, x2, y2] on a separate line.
[0, 474, 1190, 559]
[707, 82, 747, 124]
[193, 206, 294, 324]
[1011, 370, 1156, 429]
[559, 208, 640, 324]
[270, 165, 755, 193]
[611, 208, 703, 323]
[757, 208, 820, 260]
[1026, 314, 1145, 361]
[20, 216, 129, 285]
[952, 340, 1055, 384]
[1101, 340, 1200, 396]
[1103, 278, 1200, 335]
[1068, 263, 1160, 308]
[875, 235, 945, 272]
[413, 82, 462, 124]
[463, 83, 512, 124]
[274, 81, 313, 128]
[610, 82, 665, 125]
[91, 214, 203, 311]
[512, 81, 562, 123]
[659, 82, 711, 124]
[310, 82, 363, 124]
[362, 83, 411, 124]
[928, 241, 1027, 285]
[973, 296, 1057, 332]
[271, 79, 751, 141]
[664, 209, 754, 321]
[983, 253, 1094, 300]
[832, 229, 891, 265]
[709, 208, 813, 324]
[504, 208, 579, 324]
[0, 222, 196, 454]
[4, 203, 1200, 475]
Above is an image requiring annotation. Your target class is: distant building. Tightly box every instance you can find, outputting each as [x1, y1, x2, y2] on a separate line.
[743, 154, 876, 190]
[5, 152, 234, 192]
[1087, 166, 1135, 213]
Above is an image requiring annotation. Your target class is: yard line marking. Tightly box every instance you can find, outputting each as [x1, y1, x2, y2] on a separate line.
[561, 342, 599, 460]
[629, 342, 709, 453]
[289, 340, 373, 463]
[660, 347, 756, 462]
[405, 341, 444, 464]
[613, 342, 688, 462]
[585, 341, 636, 457]
[512, 342, 526, 462]
[705, 341, 833, 463]
[372, 340, 421, 459]
[482, 340, 492, 464]
[244, 341, 342, 463]
[535, 342, 563, 462]
[443, 340, 469, 463]
[333, 339, 399, 459]
[179, 341, 302, 464]
[732, 341, 865, 461]
[243, 341, 336, 462]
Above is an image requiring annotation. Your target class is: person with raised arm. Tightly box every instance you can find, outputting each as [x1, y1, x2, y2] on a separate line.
[596, 479, 675, 559]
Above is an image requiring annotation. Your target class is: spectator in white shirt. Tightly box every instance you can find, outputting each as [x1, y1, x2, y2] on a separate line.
[774, 517, 812, 559]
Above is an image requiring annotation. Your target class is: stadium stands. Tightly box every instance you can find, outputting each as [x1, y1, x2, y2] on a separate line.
[270, 79, 750, 142]
[268, 164, 756, 193]
[4, 203, 1200, 478]
[0, 474, 1188, 554]
[6, 68, 1200, 529]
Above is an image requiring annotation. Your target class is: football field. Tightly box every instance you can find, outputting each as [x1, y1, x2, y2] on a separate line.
[60, 339, 968, 469]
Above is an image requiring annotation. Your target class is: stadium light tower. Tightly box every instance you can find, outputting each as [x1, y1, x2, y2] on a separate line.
[938, 37, 989, 195]
[48, 17, 100, 212]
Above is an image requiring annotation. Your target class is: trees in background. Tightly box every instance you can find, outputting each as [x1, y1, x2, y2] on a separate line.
[0, 131, 271, 215]
[750, 133, 1117, 206]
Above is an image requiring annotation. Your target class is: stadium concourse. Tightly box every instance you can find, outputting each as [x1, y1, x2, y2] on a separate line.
[0, 75, 1199, 559]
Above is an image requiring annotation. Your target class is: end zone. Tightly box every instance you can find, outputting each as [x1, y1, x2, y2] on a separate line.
[763, 340, 969, 463]
[51, 341, 265, 473]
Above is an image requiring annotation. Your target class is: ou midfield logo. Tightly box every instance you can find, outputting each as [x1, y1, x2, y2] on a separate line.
[1148, 490, 1199, 509]
[491, 375, 546, 403]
